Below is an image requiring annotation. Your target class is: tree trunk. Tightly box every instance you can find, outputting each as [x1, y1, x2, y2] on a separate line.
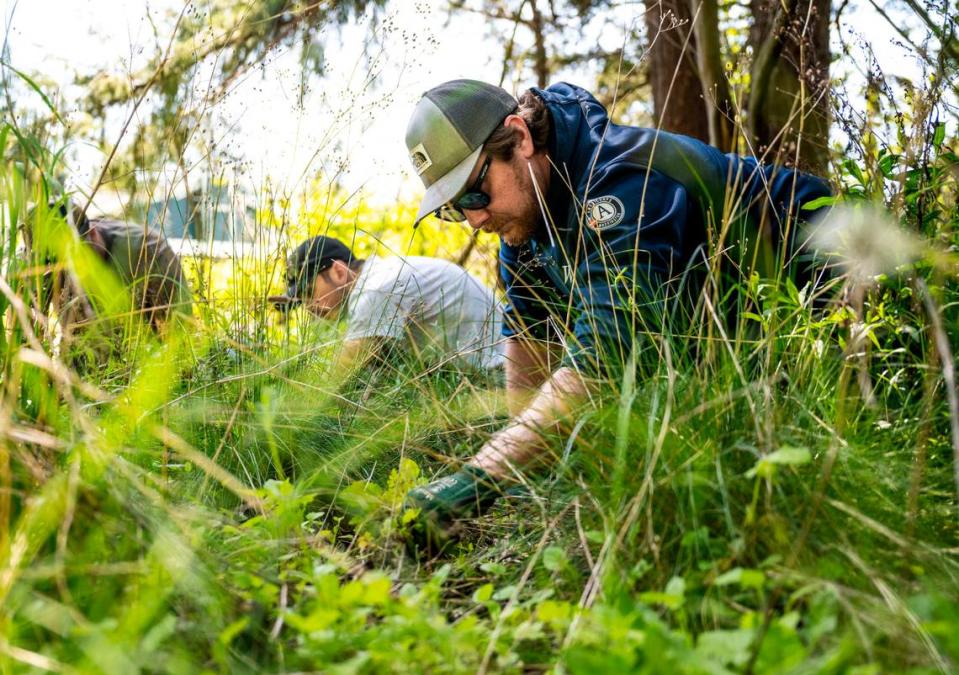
[528, 0, 549, 88]
[748, 0, 831, 174]
[688, 0, 736, 151]
[643, 0, 710, 142]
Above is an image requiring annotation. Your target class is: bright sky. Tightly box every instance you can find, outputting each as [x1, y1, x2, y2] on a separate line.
[1, 0, 937, 211]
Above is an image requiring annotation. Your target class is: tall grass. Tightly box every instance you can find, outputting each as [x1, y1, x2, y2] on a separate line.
[1, 72, 958, 675]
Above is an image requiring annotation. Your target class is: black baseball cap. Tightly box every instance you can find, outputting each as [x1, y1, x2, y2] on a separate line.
[270, 235, 355, 311]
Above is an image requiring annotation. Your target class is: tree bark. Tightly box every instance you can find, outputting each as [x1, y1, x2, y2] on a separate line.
[748, 0, 831, 174]
[688, 0, 736, 151]
[529, 0, 550, 88]
[643, 0, 710, 142]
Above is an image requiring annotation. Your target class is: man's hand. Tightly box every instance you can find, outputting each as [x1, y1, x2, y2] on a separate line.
[404, 367, 589, 554]
[404, 465, 501, 555]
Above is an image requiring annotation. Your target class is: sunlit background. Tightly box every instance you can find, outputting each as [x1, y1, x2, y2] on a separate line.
[2, 0, 937, 207]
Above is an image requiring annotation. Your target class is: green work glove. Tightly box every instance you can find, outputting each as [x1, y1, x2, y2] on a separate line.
[404, 465, 501, 555]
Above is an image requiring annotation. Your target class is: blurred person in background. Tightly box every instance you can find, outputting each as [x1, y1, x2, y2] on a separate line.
[24, 200, 193, 367]
[270, 235, 504, 382]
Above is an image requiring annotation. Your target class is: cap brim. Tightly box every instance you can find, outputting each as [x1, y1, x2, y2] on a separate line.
[413, 145, 484, 226]
[268, 294, 300, 311]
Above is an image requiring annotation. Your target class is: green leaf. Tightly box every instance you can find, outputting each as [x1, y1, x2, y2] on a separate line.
[878, 152, 900, 178]
[696, 629, 754, 667]
[932, 123, 946, 149]
[472, 583, 494, 603]
[842, 159, 866, 186]
[642, 576, 686, 610]
[747, 446, 812, 478]
[537, 600, 572, 625]
[284, 609, 338, 634]
[1, 61, 66, 126]
[362, 574, 391, 606]
[639, 591, 684, 610]
[542, 546, 569, 572]
[714, 567, 765, 589]
[665, 576, 686, 597]
[480, 561, 508, 576]
[386, 457, 422, 505]
[585, 529, 605, 544]
[218, 617, 250, 646]
[766, 446, 812, 465]
[431, 564, 452, 585]
[801, 195, 836, 211]
[785, 277, 800, 305]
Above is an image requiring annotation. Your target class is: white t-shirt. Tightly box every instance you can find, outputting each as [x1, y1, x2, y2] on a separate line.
[344, 256, 504, 370]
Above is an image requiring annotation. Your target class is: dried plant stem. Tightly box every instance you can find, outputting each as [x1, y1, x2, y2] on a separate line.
[916, 280, 959, 509]
[908, 287, 939, 535]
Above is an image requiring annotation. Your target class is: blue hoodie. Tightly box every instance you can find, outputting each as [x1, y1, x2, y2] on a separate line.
[499, 82, 832, 372]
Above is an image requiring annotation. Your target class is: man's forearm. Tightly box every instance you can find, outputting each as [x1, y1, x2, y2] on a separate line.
[322, 337, 383, 401]
[471, 366, 587, 480]
[330, 338, 368, 380]
[504, 336, 563, 416]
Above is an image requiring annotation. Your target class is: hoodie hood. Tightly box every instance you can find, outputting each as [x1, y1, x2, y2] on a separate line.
[532, 82, 735, 232]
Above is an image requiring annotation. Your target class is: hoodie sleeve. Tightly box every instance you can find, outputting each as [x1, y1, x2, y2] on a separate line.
[729, 157, 834, 284]
[736, 158, 832, 234]
[562, 163, 693, 373]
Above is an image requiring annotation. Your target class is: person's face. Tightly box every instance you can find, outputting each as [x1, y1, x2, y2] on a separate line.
[303, 261, 351, 318]
[459, 154, 541, 246]
[456, 116, 548, 247]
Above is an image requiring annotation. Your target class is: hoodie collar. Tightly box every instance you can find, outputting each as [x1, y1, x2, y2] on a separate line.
[531, 84, 608, 240]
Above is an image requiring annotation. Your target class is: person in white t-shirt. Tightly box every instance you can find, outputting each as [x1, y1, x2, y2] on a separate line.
[270, 235, 504, 376]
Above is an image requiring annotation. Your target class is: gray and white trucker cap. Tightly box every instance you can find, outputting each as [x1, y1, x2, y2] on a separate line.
[405, 80, 517, 226]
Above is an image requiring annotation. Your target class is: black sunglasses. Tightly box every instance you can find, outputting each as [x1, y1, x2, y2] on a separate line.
[435, 155, 492, 221]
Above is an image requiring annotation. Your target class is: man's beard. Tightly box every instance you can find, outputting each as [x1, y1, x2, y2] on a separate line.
[499, 217, 538, 246]
[495, 160, 543, 247]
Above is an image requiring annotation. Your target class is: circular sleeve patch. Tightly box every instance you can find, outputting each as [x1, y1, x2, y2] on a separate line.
[585, 195, 625, 230]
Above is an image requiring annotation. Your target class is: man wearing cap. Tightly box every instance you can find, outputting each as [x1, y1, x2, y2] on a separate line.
[272, 235, 504, 378]
[402, 79, 833, 547]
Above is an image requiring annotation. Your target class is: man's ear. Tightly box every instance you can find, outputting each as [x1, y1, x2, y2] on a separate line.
[83, 224, 109, 258]
[328, 259, 351, 285]
[503, 114, 536, 159]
